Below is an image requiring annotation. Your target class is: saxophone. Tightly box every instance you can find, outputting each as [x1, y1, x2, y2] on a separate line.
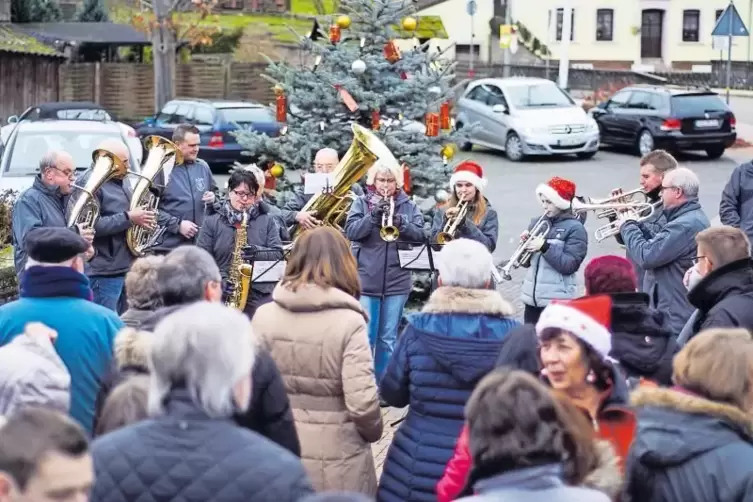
[225, 212, 254, 311]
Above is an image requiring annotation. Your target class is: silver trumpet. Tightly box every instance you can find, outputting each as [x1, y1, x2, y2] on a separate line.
[571, 197, 659, 242]
[499, 213, 551, 281]
[379, 191, 399, 242]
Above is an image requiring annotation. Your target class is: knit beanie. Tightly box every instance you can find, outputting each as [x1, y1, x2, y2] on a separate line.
[584, 255, 638, 295]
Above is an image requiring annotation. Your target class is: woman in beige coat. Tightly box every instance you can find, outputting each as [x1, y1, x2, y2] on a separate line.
[252, 227, 384, 495]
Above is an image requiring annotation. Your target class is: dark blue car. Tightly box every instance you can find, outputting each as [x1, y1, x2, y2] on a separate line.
[135, 98, 281, 169]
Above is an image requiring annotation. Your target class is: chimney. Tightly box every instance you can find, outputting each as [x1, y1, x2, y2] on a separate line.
[0, 0, 10, 23]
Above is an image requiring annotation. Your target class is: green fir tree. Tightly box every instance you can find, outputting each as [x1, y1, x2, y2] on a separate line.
[233, 0, 468, 202]
[75, 0, 110, 22]
[11, 0, 62, 22]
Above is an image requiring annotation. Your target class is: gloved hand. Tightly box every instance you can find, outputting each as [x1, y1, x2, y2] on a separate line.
[242, 245, 260, 261]
[371, 200, 390, 219]
[524, 234, 546, 253]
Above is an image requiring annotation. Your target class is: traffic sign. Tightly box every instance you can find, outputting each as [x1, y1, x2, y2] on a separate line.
[712, 2, 749, 37]
[466, 0, 476, 16]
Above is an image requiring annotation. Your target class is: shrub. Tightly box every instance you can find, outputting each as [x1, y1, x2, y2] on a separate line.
[0, 189, 18, 248]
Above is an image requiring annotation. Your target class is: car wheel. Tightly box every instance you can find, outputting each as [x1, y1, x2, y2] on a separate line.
[636, 129, 655, 156]
[576, 151, 597, 160]
[705, 145, 725, 159]
[505, 132, 525, 162]
[456, 122, 473, 151]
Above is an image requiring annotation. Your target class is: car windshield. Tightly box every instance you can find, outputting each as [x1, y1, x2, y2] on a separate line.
[44, 109, 111, 121]
[670, 94, 727, 114]
[505, 83, 574, 108]
[219, 107, 274, 125]
[7, 130, 123, 174]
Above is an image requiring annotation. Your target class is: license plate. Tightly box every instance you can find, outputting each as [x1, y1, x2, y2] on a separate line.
[695, 119, 720, 128]
[558, 137, 582, 146]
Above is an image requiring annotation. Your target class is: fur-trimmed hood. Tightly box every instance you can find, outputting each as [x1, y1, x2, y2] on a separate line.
[629, 386, 753, 467]
[405, 287, 520, 385]
[581, 440, 624, 500]
[113, 328, 151, 371]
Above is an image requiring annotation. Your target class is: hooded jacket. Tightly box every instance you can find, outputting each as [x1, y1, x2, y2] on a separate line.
[720, 160, 753, 244]
[624, 386, 753, 502]
[377, 287, 519, 502]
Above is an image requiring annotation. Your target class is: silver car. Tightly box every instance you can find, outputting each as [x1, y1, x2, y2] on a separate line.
[455, 77, 600, 161]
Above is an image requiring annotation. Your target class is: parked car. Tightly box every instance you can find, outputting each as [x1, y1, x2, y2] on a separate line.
[0, 120, 140, 192]
[1, 102, 143, 166]
[135, 98, 281, 170]
[590, 85, 736, 159]
[454, 77, 600, 161]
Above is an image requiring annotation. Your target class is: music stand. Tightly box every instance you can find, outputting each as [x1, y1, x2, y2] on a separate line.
[398, 242, 442, 293]
[249, 246, 292, 284]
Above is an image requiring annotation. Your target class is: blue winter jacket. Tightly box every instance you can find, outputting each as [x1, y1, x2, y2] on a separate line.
[520, 212, 588, 307]
[345, 191, 425, 297]
[720, 160, 753, 245]
[620, 199, 709, 335]
[377, 287, 520, 502]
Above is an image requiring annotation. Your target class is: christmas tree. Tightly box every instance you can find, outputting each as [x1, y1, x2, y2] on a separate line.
[233, 0, 468, 202]
[75, 0, 110, 22]
[11, 0, 62, 23]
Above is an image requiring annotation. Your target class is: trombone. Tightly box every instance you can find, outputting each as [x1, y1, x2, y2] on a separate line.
[436, 198, 470, 244]
[499, 213, 551, 281]
[570, 197, 660, 242]
[379, 191, 399, 242]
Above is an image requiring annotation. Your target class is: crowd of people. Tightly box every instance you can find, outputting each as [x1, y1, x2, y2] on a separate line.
[0, 121, 752, 501]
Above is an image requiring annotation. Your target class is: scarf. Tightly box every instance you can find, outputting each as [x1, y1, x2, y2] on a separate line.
[220, 201, 260, 226]
[20, 266, 93, 301]
[366, 186, 400, 210]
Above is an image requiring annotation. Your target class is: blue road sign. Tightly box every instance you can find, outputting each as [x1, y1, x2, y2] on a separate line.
[712, 3, 750, 37]
[467, 0, 477, 16]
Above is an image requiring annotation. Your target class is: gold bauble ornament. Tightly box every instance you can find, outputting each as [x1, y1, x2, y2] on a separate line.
[273, 84, 284, 96]
[401, 17, 417, 31]
[270, 163, 285, 178]
[441, 143, 457, 160]
[336, 15, 352, 29]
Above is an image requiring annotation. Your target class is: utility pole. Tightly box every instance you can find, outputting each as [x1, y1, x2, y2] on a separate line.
[558, 0, 572, 89]
[727, 0, 734, 104]
[502, 0, 512, 77]
[152, 0, 176, 112]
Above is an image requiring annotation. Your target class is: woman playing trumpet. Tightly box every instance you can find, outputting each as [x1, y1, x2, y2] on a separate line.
[431, 161, 498, 251]
[345, 160, 425, 384]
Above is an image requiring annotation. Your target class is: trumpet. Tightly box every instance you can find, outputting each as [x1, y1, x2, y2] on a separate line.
[379, 192, 399, 242]
[589, 188, 651, 220]
[592, 201, 662, 242]
[499, 214, 551, 281]
[437, 198, 470, 244]
[570, 198, 660, 243]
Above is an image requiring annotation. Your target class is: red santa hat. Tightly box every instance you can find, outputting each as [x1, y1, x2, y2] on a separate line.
[536, 177, 577, 210]
[450, 161, 487, 192]
[536, 295, 612, 360]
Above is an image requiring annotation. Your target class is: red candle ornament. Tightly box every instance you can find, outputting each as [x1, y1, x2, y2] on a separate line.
[440, 102, 451, 130]
[275, 94, 287, 122]
[425, 112, 440, 137]
[371, 110, 380, 130]
[329, 25, 341, 43]
[401, 163, 412, 194]
[384, 40, 400, 63]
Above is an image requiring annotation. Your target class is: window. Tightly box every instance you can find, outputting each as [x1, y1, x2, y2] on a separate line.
[670, 93, 727, 115]
[607, 91, 631, 110]
[455, 44, 481, 58]
[682, 10, 700, 42]
[596, 9, 613, 41]
[193, 106, 215, 126]
[504, 83, 574, 109]
[218, 107, 275, 125]
[172, 103, 194, 124]
[716, 9, 724, 21]
[156, 102, 178, 122]
[627, 91, 656, 110]
[482, 85, 507, 107]
[555, 8, 575, 41]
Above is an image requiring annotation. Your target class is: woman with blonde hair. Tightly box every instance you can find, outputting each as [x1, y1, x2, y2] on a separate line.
[252, 227, 383, 495]
[625, 328, 753, 502]
[95, 375, 150, 437]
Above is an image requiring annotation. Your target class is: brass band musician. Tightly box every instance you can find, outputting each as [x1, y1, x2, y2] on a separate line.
[197, 169, 283, 319]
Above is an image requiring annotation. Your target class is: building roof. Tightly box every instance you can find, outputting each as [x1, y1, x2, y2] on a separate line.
[12, 22, 150, 46]
[415, 0, 450, 12]
[0, 26, 63, 57]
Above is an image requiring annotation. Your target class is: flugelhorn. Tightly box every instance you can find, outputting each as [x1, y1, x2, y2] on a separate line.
[499, 213, 551, 281]
[379, 190, 399, 242]
[589, 188, 651, 220]
[437, 197, 470, 244]
[571, 197, 659, 243]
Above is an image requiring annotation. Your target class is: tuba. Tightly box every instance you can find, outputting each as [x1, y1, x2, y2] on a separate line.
[67, 148, 129, 229]
[436, 198, 470, 244]
[290, 123, 399, 240]
[126, 136, 183, 256]
[225, 211, 254, 311]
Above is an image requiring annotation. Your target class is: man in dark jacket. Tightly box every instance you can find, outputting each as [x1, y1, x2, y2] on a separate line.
[76, 139, 156, 313]
[679, 226, 753, 344]
[138, 245, 301, 456]
[281, 147, 363, 232]
[619, 167, 710, 335]
[12, 150, 94, 273]
[720, 159, 753, 244]
[152, 124, 219, 253]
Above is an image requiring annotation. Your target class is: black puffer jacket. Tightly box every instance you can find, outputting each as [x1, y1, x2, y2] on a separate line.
[624, 386, 753, 502]
[687, 258, 753, 336]
[91, 388, 313, 502]
[607, 293, 677, 387]
[137, 305, 301, 456]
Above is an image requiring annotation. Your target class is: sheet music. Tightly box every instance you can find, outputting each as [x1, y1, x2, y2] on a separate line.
[398, 246, 441, 270]
[304, 172, 336, 194]
[252, 261, 287, 282]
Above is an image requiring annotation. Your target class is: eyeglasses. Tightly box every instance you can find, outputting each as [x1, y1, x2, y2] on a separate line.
[53, 166, 75, 179]
[314, 163, 336, 170]
[375, 177, 396, 184]
[231, 189, 253, 200]
[660, 185, 680, 192]
[692, 255, 707, 264]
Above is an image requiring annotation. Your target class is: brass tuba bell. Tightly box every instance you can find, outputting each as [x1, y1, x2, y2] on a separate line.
[67, 148, 129, 229]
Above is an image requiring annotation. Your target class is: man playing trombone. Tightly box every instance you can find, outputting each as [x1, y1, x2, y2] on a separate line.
[431, 161, 498, 252]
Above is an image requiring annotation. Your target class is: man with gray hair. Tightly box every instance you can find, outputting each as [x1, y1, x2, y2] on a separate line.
[139, 245, 300, 455]
[75, 139, 156, 313]
[281, 147, 363, 233]
[618, 166, 710, 334]
[11, 150, 94, 273]
[89, 302, 314, 502]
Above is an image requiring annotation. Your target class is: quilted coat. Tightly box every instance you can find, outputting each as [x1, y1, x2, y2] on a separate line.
[90, 387, 314, 502]
[377, 287, 520, 502]
[252, 283, 383, 495]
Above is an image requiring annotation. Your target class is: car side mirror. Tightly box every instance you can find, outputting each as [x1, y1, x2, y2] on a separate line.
[7, 116, 17, 124]
[492, 104, 509, 114]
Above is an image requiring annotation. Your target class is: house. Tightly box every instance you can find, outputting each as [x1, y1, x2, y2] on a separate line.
[514, 0, 753, 71]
